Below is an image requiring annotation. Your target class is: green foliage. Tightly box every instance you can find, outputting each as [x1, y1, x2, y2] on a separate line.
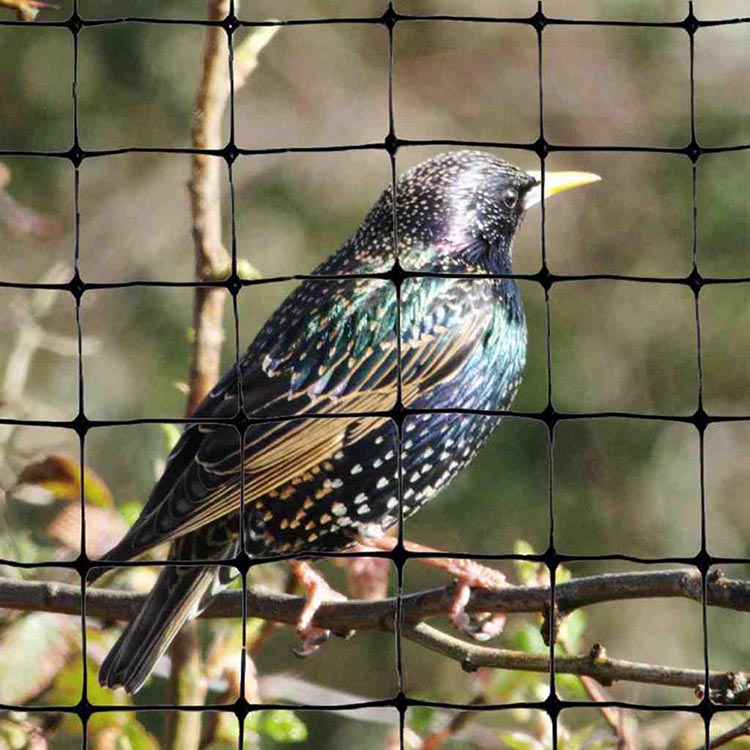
[118, 500, 147, 527]
[512, 540, 542, 587]
[105, 720, 160, 750]
[159, 423, 182, 456]
[497, 730, 549, 750]
[405, 705, 436, 738]
[245, 711, 308, 748]
[0, 719, 31, 750]
[0, 612, 78, 705]
[557, 722, 619, 750]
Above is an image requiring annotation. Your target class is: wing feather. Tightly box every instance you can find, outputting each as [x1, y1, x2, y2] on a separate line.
[102, 277, 491, 561]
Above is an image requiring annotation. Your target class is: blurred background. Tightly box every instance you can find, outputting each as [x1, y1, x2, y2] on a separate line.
[0, 0, 749, 748]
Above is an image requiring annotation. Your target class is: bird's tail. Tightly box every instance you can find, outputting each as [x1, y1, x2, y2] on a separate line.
[98, 563, 219, 694]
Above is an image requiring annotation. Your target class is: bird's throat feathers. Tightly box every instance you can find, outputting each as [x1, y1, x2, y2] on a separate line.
[403, 234, 515, 276]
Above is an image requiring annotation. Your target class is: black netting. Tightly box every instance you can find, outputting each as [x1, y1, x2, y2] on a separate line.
[1, 2, 749, 748]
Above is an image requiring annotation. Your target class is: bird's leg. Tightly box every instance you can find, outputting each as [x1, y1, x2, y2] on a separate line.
[354, 536, 507, 641]
[288, 559, 347, 657]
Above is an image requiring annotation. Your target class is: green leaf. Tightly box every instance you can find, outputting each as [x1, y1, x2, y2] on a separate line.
[117, 718, 160, 750]
[160, 423, 182, 455]
[15, 454, 114, 509]
[260, 711, 307, 743]
[236, 258, 263, 281]
[0, 612, 78, 704]
[407, 705, 436, 736]
[557, 610, 587, 654]
[118, 500, 145, 526]
[508, 623, 546, 653]
[513, 540, 543, 586]
[245, 714, 260, 734]
[497, 730, 546, 750]
[0, 719, 31, 750]
[489, 668, 531, 702]
[50, 657, 132, 713]
[555, 673, 588, 701]
[242, 713, 260, 750]
[513, 540, 535, 556]
[556, 565, 572, 585]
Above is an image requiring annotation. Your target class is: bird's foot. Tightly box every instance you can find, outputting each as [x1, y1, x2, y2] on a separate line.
[355, 535, 506, 642]
[444, 561, 507, 642]
[288, 560, 348, 657]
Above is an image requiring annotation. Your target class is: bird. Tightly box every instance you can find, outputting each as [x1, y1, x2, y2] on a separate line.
[93, 150, 599, 693]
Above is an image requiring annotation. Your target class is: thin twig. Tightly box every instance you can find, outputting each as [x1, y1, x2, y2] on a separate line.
[579, 675, 633, 749]
[701, 717, 750, 750]
[1, 263, 71, 410]
[233, 27, 279, 92]
[403, 621, 728, 692]
[0, 0, 57, 22]
[3, 569, 749, 699]
[172, 0, 278, 740]
[0, 163, 63, 240]
[163, 623, 207, 748]
[169, 0, 233, 743]
[185, 0, 232, 418]
[1, 263, 76, 559]
[421, 695, 485, 750]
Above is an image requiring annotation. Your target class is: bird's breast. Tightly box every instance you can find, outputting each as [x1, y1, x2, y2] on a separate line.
[401, 277, 527, 413]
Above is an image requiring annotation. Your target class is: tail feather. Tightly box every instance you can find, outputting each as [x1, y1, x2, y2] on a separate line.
[98, 564, 218, 694]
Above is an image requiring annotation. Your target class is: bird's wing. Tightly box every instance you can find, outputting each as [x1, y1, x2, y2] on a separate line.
[102, 277, 489, 560]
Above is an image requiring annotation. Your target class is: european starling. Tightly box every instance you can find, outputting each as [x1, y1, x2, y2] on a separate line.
[96, 150, 599, 693]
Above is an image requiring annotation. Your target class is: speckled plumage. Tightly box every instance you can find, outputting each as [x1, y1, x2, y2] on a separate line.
[98, 150, 536, 693]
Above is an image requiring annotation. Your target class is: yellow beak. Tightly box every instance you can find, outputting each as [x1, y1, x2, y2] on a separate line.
[523, 170, 601, 209]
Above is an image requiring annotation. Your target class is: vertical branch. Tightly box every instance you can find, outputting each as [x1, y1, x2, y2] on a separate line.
[700, 718, 750, 750]
[579, 675, 633, 749]
[166, 2, 278, 745]
[185, 0, 233, 418]
[163, 625, 207, 744]
[167, 1, 231, 745]
[185, 9, 277, 418]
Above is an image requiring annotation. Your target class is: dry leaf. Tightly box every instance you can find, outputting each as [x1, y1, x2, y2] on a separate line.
[0, 0, 57, 22]
[0, 162, 63, 239]
[16, 454, 114, 509]
[48, 502, 127, 558]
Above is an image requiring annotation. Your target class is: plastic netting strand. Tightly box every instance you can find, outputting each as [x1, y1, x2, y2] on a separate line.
[1, 2, 749, 749]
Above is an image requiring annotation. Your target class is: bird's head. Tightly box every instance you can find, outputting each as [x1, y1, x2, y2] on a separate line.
[392, 150, 600, 274]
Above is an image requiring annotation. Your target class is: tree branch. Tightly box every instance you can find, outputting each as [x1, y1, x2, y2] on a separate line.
[177, 0, 278, 737]
[405, 622, 720, 691]
[163, 622, 206, 748]
[174, 0, 233, 742]
[702, 717, 750, 750]
[3, 568, 749, 700]
[185, 0, 232, 418]
[4, 568, 748, 629]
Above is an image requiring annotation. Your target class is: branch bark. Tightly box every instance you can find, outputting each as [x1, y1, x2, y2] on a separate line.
[163, 623, 207, 747]
[702, 717, 750, 750]
[5, 568, 749, 628]
[173, 1, 233, 744]
[176, 0, 277, 739]
[3, 568, 749, 700]
[185, 0, 232, 418]
[404, 621, 719, 691]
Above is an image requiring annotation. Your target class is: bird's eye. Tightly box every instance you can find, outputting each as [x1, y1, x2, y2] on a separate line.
[502, 188, 518, 209]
